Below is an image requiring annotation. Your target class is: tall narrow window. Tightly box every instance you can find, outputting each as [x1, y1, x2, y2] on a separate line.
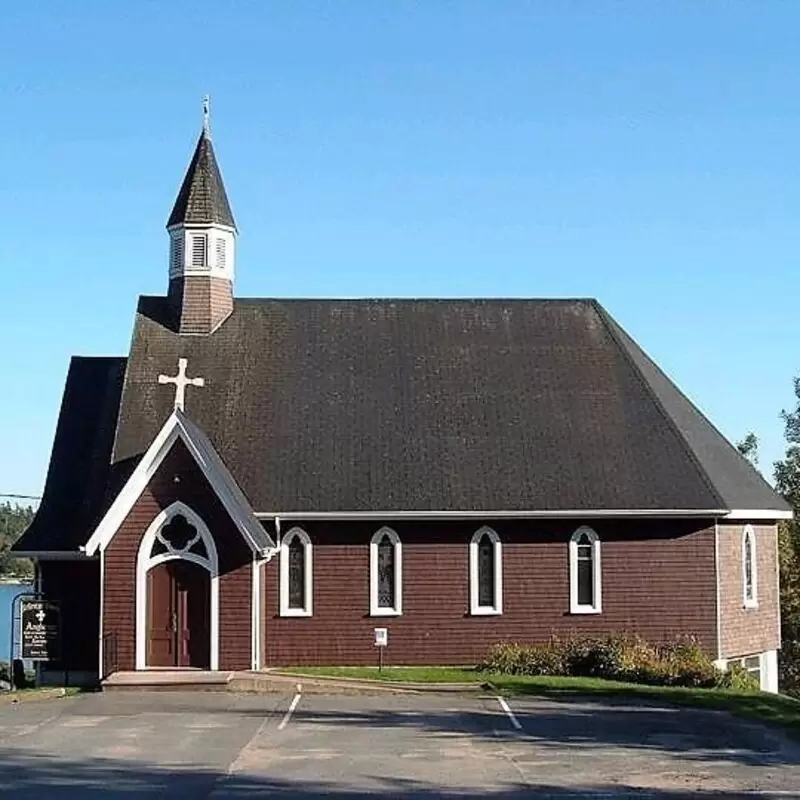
[191, 234, 207, 268]
[743, 525, 758, 608]
[370, 527, 402, 616]
[469, 527, 502, 615]
[569, 527, 601, 614]
[279, 527, 312, 617]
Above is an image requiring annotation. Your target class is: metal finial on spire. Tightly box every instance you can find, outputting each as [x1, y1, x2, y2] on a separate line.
[202, 95, 210, 135]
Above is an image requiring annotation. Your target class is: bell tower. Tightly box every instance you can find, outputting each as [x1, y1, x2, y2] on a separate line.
[166, 97, 237, 335]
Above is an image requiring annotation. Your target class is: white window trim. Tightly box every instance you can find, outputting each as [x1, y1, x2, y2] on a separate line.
[370, 527, 402, 617]
[569, 526, 602, 615]
[134, 501, 219, 671]
[279, 527, 313, 617]
[743, 524, 758, 609]
[469, 526, 503, 615]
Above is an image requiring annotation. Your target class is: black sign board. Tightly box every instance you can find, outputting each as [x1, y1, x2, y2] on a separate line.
[20, 599, 61, 661]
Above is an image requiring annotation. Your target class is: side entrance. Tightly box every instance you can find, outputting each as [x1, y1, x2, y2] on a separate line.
[147, 560, 210, 668]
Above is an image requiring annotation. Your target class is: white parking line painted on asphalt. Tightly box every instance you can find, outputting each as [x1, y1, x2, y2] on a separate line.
[496, 696, 522, 730]
[278, 685, 302, 731]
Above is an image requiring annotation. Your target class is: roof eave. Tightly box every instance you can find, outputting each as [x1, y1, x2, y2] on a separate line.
[255, 508, 736, 521]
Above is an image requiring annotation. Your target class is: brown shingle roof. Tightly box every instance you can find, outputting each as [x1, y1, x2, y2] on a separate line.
[166, 131, 236, 230]
[106, 297, 786, 515]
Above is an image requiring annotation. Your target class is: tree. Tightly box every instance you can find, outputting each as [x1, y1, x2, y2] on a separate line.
[0, 503, 34, 580]
[736, 432, 759, 466]
[774, 378, 800, 694]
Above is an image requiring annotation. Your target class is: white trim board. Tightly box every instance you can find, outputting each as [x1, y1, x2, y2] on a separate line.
[84, 409, 274, 557]
[255, 509, 730, 521]
[13, 551, 95, 560]
[724, 509, 793, 521]
[254, 508, 793, 521]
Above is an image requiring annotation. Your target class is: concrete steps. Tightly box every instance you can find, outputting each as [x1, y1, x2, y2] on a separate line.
[102, 670, 233, 692]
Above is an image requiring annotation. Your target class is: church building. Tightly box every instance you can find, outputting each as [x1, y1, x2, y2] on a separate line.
[14, 108, 792, 692]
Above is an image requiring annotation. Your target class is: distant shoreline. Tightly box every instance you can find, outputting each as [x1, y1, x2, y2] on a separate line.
[0, 580, 33, 587]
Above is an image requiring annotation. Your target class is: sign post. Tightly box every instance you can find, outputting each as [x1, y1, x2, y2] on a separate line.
[374, 627, 388, 672]
[19, 599, 61, 663]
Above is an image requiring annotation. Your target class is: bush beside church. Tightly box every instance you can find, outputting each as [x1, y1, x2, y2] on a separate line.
[482, 634, 760, 691]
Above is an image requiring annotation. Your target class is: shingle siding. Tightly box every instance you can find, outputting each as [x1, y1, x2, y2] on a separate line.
[718, 522, 780, 659]
[168, 276, 233, 335]
[264, 519, 717, 666]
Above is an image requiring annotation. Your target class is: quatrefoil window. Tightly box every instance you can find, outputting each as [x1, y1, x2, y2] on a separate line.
[151, 513, 204, 557]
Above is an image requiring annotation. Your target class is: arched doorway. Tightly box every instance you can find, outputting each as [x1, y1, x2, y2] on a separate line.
[136, 502, 219, 670]
[148, 560, 210, 668]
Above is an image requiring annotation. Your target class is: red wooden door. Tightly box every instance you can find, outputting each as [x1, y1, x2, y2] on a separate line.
[173, 560, 211, 669]
[147, 561, 210, 668]
[147, 563, 177, 667]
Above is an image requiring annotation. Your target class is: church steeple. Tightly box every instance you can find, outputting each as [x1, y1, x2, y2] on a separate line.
[166, 97, 237, 335]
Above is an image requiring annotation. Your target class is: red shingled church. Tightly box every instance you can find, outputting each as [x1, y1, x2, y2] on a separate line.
[14, 110, 791, 692]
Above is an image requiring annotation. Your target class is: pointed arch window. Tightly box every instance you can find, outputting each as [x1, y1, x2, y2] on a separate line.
[569, 527, 602, 614]
[279, 527, 313, 617]
[743, 525, 758, 609]
[370, 527, 402, 616]
[469, 527, 502, 615]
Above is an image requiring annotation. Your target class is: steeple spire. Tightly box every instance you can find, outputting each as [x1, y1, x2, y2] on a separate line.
[202, 95, 210, 136]
[166, 103, 236, 230]
[166, 98, 238, 335]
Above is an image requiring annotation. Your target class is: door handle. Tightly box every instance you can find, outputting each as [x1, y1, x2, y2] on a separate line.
[171, 612, 178, 632]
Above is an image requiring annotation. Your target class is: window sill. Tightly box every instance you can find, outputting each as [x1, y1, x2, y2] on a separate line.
[743, 601, 759, 610]
[279, 608, 313, 618]
[570, 606, 602, 615]
[470, 606, 502, 616]
[370, 608, 402, 617]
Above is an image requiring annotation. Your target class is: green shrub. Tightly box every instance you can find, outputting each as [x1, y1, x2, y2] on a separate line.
[482, 633, 734, 690]
[658, 637, 719, 688]
[481, 641, 564, 675]
[717, 663, 760, 692]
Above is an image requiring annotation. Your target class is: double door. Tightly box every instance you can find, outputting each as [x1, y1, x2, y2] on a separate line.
[147, 560, 210, 668]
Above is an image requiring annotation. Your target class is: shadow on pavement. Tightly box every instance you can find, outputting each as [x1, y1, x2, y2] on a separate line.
[0, 749, 787, 799]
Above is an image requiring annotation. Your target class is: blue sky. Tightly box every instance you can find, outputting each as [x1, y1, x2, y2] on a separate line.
[2, 2, 799, 498]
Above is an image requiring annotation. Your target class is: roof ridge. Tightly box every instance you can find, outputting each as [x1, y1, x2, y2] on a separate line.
[592, 301, 727, 510]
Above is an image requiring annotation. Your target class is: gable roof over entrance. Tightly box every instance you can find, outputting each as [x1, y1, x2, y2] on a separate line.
[82, 409, 273, 556]
[106, 296, 789, 517]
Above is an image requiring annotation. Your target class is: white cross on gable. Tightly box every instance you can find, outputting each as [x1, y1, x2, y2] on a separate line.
[158, 358, 205, 411]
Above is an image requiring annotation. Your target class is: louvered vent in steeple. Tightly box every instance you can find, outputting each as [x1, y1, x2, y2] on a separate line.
[166, 97, 237, 335]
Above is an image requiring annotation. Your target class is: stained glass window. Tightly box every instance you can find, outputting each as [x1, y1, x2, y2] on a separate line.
[377, 534, 395, 609]
[477, 533, 495, 607]
[288, 536, 306, 610]
[576, 532, 594, 608]
[744, 530, 754, 603]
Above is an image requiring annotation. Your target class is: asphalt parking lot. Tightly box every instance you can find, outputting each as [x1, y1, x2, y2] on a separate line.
[0, 689, 799, 798]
